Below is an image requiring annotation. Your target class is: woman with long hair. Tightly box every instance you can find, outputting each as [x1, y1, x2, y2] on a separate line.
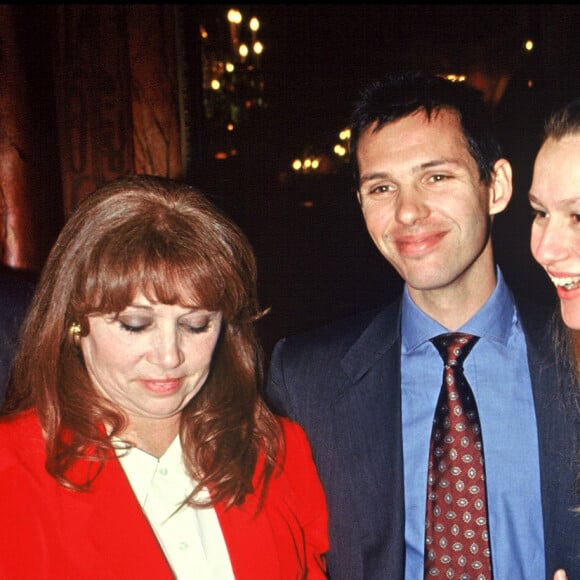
[0, 174, 328, 579]
[529, 99, 580, 580]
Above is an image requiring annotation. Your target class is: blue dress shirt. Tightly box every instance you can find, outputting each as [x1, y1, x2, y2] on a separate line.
[401, 267, 545, 579]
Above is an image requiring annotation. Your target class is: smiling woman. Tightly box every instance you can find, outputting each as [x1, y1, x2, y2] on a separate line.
[0, 175, 329, 579]
[530, 99, 580, 331]
[528, 99, 580, 580]
[529, 108, 580, 427]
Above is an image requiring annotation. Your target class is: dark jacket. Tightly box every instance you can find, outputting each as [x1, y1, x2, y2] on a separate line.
[0, 269, 34, 405]
[266, 295, 579, 579]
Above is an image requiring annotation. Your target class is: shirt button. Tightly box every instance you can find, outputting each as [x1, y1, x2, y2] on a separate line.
[159, 467, 168, 476]
[179, 542, 189, 551]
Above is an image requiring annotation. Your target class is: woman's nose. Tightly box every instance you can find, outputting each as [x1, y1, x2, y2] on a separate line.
[531, 221, 569, 266]
[147, 328, 184, 368]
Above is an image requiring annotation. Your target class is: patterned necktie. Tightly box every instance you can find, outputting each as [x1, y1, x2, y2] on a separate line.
[424, 332, 493, 579]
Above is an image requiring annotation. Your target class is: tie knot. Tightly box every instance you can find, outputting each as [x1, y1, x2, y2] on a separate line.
[431, 332, 479, 367]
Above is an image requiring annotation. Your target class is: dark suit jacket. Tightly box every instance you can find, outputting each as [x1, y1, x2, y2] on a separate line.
[0, 410, 329, 579]
[0, 269, 34, 404]
[266, 295, 579, 580]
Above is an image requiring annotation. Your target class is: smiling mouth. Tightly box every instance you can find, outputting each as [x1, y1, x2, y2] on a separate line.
[142, 379, 182, 393]
[549, 275, 580, 291]
[394, 231, 446, 255]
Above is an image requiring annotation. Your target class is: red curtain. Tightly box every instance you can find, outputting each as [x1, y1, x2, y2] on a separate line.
[0, 4, 186, 273]
[0, 5, 44, 270]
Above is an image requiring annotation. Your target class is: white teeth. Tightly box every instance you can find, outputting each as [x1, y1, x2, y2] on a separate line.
[549, 275, 580, 290]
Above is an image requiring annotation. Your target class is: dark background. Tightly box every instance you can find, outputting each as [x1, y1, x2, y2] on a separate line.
[190, 5, 578, 357]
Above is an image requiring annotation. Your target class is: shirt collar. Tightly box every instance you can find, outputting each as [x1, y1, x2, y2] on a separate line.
[114, 435, 183, 506]
[402, 266, 516, 353]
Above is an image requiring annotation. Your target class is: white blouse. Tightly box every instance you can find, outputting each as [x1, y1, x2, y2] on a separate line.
[115, 436, 235, 580]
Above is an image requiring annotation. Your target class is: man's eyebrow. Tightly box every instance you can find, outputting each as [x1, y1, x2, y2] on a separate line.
[414, 158, 461, 174]
[359, 170, 393, 185]
[360, 158, 461, 184]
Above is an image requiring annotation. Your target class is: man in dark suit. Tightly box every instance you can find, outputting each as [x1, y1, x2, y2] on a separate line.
[0, 267, 34, 405]
[266, 71, 579, 579]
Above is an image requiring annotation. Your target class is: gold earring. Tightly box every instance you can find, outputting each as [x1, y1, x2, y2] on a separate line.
[69, 322, 81, 347]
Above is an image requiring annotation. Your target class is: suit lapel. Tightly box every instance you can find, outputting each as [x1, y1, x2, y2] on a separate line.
[337, 300, 407, 576]
[341, 300, 401, 384]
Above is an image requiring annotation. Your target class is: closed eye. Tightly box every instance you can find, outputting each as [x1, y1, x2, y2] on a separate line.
[118, 320, 213, 334]
[118, 320, 150, 333]
[180, 321, 211, 334]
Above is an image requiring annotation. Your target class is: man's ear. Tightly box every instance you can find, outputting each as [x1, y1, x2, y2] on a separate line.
[489, 158, 513, 216]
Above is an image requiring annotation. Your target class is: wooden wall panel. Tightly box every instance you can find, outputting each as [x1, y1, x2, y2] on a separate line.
[53, 5, 136, 215]
[127, 5, 183, 179]
[0, 5, 42, 270]
[0, 5, 196, 270]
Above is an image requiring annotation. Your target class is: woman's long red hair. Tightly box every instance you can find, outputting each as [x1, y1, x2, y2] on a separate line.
[3, 175, 282, 508]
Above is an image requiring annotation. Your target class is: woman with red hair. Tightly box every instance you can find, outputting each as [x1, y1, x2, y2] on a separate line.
[0, 174, 328, 579]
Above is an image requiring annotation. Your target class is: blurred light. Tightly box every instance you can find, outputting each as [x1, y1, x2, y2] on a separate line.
[304, 158, 312, 169]
[227, 9, 242, 24]
[249, 17, 260, 32]
[334, 144, 347, 157]
[444, 74, 466, 83]
[202, 8, 266, 162]
[292, 159, 302, 171]
[302, 200, 314, 208]
[311, 159, 320, 169]
[528, 79, 533, 88]
[524, 39, 534, 51]
[339, 128, 350, 141]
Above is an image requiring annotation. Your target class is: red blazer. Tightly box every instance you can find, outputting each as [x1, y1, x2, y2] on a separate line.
[0, 410, 329, 579]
